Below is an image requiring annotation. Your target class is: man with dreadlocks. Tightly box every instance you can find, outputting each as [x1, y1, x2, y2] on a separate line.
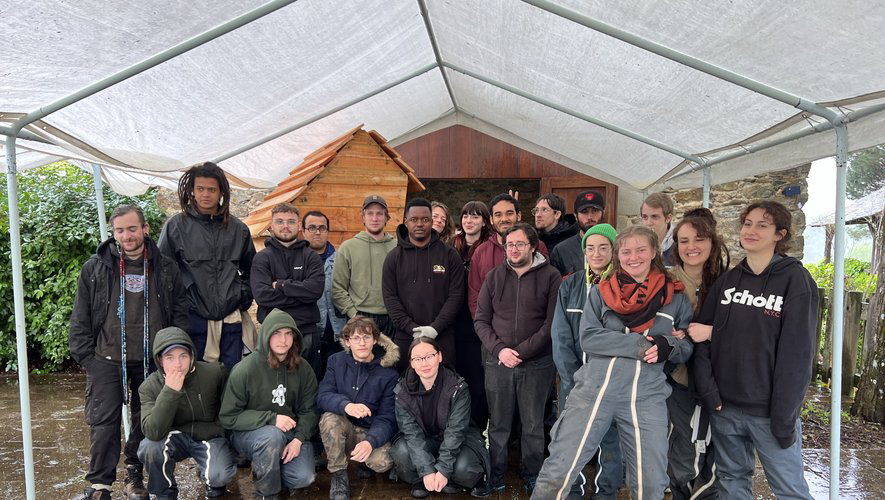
[159, 162, 257, 368]
[70, 204, 188, 500]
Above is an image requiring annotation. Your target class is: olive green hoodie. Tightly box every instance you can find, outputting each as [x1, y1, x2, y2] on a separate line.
[218, 308, 318, 444]
[331, 230, 397, 317]
[139, 326, 227, 441]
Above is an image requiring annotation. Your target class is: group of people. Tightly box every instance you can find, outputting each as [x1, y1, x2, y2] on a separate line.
[69, 160, 819, 500]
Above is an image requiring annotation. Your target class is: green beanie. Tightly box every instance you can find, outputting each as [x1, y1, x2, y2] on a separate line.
[582, 223, 617, 249]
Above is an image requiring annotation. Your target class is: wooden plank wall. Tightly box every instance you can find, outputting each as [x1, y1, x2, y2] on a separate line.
[254, 130, 408, 249]
[396, 124, 608, 180]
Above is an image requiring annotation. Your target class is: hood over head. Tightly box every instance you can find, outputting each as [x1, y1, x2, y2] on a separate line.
[258, 308, 303, 356]
[338, 332, 400, 368]
[152, 326, 196, 374]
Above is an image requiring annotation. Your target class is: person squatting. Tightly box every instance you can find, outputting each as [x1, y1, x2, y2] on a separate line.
[70, 164, 818, 500]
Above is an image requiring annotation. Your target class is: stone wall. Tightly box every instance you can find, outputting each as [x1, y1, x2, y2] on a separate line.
[156, 187, 272, 219]
[619, 164, 811, 262]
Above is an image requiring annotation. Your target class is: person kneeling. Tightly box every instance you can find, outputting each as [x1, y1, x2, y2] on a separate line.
[137, 327, 235, 499]
[318, 316, 400, 500]
[220, 309, 318, 499]
[391, 337, 491, 499]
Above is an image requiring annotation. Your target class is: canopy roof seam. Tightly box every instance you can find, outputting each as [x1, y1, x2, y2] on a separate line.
[417, 0, 458, 112]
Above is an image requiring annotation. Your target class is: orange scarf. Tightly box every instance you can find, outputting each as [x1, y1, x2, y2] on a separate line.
[598, 268, 684, 332]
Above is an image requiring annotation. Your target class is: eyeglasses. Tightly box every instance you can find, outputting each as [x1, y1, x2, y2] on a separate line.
[348, 334, 374, 344]
[504, 241, 530, 251]
[410, 352, 439, 364]
[531, 207, 554, 216]
[305, 225, 328, 233]
[407, 217, 432, 224]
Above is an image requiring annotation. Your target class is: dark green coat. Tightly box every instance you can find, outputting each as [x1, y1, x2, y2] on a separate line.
[219, 308, 318, 444]
[139, 327, 227, 441]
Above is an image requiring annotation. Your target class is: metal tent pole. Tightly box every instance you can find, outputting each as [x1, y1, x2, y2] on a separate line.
[703, 168, 711, 208]
[4, 136, 36, 500]
[0, 3, 298, 496]
[829, 123, 849, 499]
[92, 164, 108, 239]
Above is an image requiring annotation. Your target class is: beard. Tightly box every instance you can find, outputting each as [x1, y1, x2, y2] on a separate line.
[274, 232, 297, 243]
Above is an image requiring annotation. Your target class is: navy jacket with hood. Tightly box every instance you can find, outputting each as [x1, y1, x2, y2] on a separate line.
[691, 255, 818, 448]
[381, 225, 465, 340]
[316, 333, 400, 448]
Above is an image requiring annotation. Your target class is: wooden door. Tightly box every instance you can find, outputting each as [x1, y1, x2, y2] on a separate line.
[540, 176, 618, 226]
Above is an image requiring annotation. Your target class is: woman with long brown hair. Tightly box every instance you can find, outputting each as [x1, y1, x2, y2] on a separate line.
[665, 210, 729, 499]
[452, 201, 493, 263]
[431, 201, 456, 245]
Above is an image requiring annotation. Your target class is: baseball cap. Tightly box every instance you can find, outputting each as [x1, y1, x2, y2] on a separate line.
[575, 190, 605, 212]
[361, 194, 388, 210]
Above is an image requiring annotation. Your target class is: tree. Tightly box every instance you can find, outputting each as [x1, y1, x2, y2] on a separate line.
[0, 162, 166, 372]
[847, 145, 885, 200]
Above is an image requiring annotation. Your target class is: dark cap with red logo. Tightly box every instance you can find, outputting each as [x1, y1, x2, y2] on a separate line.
[574, 190, 605, 212]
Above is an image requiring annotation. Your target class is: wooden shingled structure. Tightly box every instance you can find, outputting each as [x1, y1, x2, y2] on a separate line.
[243, 125, 424, 247]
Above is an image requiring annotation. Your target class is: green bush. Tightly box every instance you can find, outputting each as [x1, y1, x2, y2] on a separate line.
[806, 258, 878, 297]
[0, 162, 166, 372]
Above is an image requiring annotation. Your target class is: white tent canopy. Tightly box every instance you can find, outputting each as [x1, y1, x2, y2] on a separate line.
[3, 2, 881, 498]
[3, 0, 885, 198]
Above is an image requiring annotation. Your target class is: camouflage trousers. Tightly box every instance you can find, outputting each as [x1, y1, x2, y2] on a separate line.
[319, 412, 394, 474]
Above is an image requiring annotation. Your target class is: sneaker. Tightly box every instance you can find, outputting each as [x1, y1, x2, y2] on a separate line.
[410, 482, 430, 499]
[523, 476, 537, 496]
[329, 469, 350, 500]
[356, 463, 374, 480]
[75, 487, 111, 500]
[441, 484, 464, 494]
[123, 466, 149, 500]
[206, 485, 226, 498]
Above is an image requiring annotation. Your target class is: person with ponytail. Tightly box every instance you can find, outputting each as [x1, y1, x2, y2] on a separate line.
[69, 205, 188, 500]
[391, 337, 491, 498]
[665, 209, 729, 499]
[532, 225, 694, 500]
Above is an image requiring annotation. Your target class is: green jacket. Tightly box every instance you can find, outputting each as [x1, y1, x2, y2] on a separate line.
[331, 230, 396, 317]
[219, 308, 318, 443]
[139, 327, 227, 441]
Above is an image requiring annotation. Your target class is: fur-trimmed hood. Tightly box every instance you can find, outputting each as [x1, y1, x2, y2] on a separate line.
[339, 332, 400, 368]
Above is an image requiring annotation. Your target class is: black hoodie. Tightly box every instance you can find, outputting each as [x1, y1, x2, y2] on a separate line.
[538, 213, 577, 251]
[251, 237, 325, 327]
[691, 255, 818, 448]
[381, 225, 465, 339]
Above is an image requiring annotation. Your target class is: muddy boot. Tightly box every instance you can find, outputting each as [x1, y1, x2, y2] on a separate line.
[122, 465, 149, 500]
[74, 487, 111, 500]
[329, 469, 351, 500]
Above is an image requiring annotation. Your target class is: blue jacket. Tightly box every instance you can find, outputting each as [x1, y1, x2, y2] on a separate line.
[316, 333, 400, 448]
[317, 243, 347, 338]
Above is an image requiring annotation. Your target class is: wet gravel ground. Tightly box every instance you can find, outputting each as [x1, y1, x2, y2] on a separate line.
[1, 373, 884, 499]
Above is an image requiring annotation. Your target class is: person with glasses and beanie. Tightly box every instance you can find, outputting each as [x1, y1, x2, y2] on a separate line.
[318, 316, 400, 500]
[474, 223, 562, 495]
[382, 198, 465, 373]
[251, 202, 326, 377]
[391, 336, 492, 498]
[551, 223, 623, 500]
